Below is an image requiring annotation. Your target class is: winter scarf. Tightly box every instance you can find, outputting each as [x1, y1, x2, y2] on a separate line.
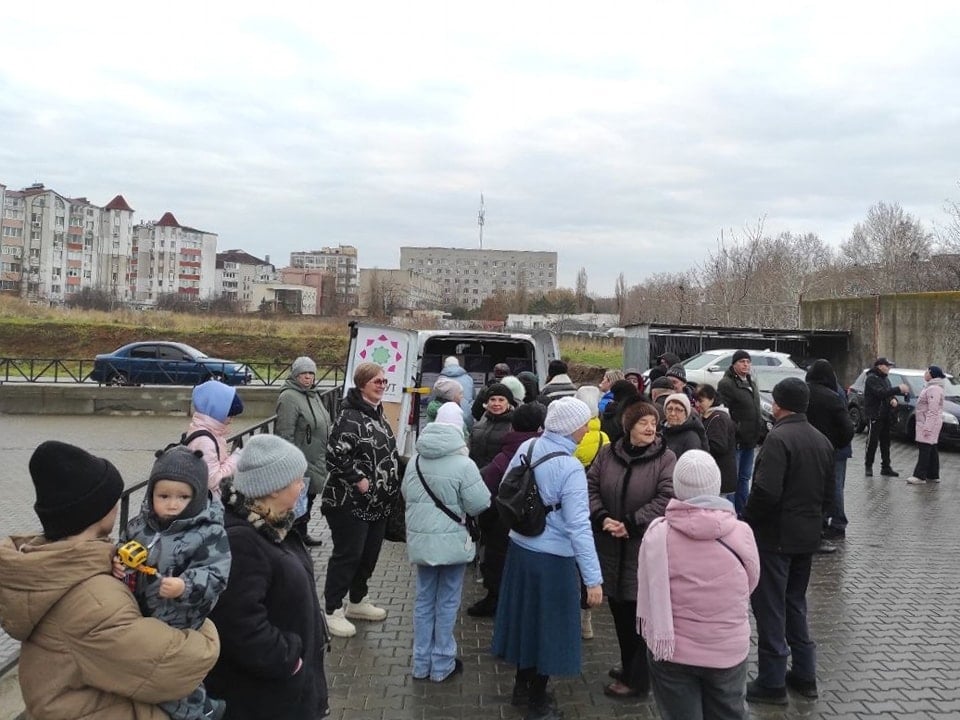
[636, 515, 675, 661]
[220, 478, 295, 544]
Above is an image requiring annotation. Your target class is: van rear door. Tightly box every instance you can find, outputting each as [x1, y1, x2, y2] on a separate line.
[345, 321, 420, 455]
[531, 329, 560, 376]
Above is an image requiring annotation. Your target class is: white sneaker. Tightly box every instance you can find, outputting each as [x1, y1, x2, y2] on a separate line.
[325, 608, 356, 637]
[345, 596, 387, 622]
[930, 477, 941, 483]
[906, 476, 926, 485]
[580, 609, 594, 640]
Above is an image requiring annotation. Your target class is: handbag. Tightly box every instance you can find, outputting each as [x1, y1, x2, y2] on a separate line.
[384, 493, 406, 543]
[414, 458, 481, 542]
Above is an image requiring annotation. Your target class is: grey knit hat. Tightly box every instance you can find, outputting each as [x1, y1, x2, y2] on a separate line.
[291, 356, 317, 377]
[544, 397, 592, 436]
[673, 449, 721, 500]
[148, 445, 209, 520]
[234, 434, 308, 498]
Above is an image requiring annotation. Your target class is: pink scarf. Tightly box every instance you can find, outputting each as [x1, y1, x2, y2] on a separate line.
[636, 516, 675, 661]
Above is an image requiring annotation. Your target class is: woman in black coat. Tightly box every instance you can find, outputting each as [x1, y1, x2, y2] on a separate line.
[206, 434, 329, 720]
[660, 393, 709, 459]
[600, 380, 640, 444]
[695, 384, 739, 495]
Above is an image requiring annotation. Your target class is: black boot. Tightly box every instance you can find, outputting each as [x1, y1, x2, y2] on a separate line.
[880, 466, 899, 477]
[467, 593, 498, 617]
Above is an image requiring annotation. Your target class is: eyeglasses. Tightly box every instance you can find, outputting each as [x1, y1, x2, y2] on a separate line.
[370, 378, 389, 386]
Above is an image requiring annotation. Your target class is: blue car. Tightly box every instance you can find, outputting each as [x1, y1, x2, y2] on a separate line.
[89, 341, 252, 386]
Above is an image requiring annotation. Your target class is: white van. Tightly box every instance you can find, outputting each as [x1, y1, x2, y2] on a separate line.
[343, 321, 560, 457]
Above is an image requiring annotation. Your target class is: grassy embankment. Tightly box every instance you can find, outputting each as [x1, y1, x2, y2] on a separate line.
[0, 296, 623, 378]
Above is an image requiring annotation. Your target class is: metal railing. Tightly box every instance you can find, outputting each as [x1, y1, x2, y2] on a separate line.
[0, 358, 345, 388]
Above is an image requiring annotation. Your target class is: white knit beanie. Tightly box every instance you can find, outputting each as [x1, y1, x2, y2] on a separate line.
[574, 385, 601, 419]
[673, 449, 721, 500]
[291, 356, 317, 376]
[501, 376, 526, 407]
[665, 392, 691, 418]
[544, 397, 592, 436]
[444, 356, 460, 368]
[435, 402, 464, 427]
[234, 434, 308, 498]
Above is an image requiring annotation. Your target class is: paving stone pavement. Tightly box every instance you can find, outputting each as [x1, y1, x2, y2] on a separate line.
[3, 418, 960, 718]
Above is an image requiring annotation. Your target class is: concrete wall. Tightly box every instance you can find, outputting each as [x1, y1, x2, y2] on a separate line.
[0, 385, 281, 417]
[801, 292, 960, 383]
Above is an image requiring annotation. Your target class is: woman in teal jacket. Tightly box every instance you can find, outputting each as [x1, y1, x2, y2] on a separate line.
[402, 402, 491, 682]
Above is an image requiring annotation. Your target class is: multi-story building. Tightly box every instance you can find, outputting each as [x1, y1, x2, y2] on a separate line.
[289, 245, 359, 308]
[358, 268, 444, 315]
[399, 247, 558, 308]
[0, 183, 134, 301]
[216, 250, 275, 311]
[278, 267, 334, 315]
[131, 212, 217, 302]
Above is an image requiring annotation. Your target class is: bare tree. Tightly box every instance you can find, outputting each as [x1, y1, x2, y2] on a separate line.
[575, 267, 589, 312]
[839, 202, 932, 294]
[698, 218, 766, 325]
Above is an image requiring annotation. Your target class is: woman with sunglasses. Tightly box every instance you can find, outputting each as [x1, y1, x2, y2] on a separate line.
[321, 362, 400, 638]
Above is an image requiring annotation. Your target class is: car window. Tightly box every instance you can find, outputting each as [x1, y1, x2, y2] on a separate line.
[130, 345, 157, 359]
[683, 353, 723, 371]
[158, 346, 187, 360]
[886, 373, 903, 387]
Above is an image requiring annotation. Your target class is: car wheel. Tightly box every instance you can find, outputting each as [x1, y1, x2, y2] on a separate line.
[107, 371, 129, 387]
[848, 405, 864, 433]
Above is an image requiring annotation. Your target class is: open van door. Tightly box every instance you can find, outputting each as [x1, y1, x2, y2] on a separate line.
[531, 329, 560, 373]
[345, 321, 420, 457]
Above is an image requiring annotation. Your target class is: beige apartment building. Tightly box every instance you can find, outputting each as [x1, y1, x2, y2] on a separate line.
[216, 250, 275, 310]
[289, 245, 359, 308]
[399, 247, 558, 308]
[358, 268, 443, 315]
[131, 212, 218, 302]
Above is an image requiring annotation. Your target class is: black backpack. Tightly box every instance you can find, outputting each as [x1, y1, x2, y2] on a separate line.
[495, 440, 566, 537]
[159, 429, 220, 460]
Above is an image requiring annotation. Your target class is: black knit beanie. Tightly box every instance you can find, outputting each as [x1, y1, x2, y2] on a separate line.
[772, 377, 809, 414]
[485, 382, 515, 406]
[732, 350, 751, 364]
[30, 441, 125, 541]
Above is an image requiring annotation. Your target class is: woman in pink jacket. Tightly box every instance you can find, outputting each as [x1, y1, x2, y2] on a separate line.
[637, 449, 759, 720]
[908, 365, 948, 485]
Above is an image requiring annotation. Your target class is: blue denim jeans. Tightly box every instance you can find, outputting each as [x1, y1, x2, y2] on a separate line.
[648, 654, 748, 720]
[750, 551, 816, 688]
[734, 447, 755, 516]
[413, 563, 466, 681]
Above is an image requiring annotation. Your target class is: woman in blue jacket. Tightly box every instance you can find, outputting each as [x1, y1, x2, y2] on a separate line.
[402, 402, 491, 682]
[491, 397, 604, 720]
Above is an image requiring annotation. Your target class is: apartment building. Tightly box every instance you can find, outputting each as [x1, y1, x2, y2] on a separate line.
[399, 247, 558, 308]
[289, 245, 359, 307]
[0, 183, 134, 301]
[216, 249, 275, 310]
[358, 268, 444, 315]
[131, 212, 217, 301]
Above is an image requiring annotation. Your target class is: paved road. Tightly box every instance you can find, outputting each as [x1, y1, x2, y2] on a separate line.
[2, 418, 959, 719]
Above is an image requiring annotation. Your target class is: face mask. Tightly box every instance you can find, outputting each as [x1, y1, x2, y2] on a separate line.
[293, 479, 310, 520]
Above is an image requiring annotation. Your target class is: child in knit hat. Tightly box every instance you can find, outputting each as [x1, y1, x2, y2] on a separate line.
[636, 450, 759, 719]
[0, 441, 221, 720]
[186, 380, 245, 498]
[113, 446, 232, 720]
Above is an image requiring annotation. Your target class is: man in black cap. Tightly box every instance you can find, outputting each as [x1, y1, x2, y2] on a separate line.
[863, 357, 910, 477]
[743, 377, 835, 706]
[717, 350, 762, 515]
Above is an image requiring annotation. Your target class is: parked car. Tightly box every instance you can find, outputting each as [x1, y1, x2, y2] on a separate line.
[676, 348, 798, 388]
[89, 341, 252, 386]
[846, 368, 960, 444]
[752, 367, 807, 441]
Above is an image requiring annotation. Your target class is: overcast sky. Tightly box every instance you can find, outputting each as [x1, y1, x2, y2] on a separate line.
[2, 2, 959, 293]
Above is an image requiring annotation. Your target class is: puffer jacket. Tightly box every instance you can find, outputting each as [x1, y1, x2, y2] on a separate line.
[323, 387, 400, 521]
[121, 490, 231, 630]
[402, 423, 491, 566]
[574, 417, 610, 469]
[637, 496, 759, 668]
[275, 377, 332, 494]
[0, 534, 219, 720]
[702, 407, 738, 494]
[587, 437, 676, 601]
[661, 413, 709, 458]
[717, 367, 762, 448]
[469, 409, 514, 468]
[186, 412, 240, 497]
[915, 378, 947, 444]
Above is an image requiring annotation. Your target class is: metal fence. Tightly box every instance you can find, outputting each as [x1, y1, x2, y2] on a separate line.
[0, 358, 345, 387]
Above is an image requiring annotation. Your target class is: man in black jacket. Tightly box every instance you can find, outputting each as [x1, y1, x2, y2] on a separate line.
[805, 360, 855, 542]
[743, 377, 834, 706]
[863, 357, 910, 477]
[717, 350, 762, 515]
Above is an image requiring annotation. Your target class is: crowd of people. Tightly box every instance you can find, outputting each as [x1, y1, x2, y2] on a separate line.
[0, 349, 949, 720]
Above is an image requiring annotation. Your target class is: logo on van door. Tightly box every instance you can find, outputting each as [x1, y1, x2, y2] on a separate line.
[354, 329, 408, 402]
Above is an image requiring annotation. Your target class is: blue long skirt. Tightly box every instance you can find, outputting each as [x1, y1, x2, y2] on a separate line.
[490, 540, 581, 676]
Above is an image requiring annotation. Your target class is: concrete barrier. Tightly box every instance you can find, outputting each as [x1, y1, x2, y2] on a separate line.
[0, 385, 285, 418]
